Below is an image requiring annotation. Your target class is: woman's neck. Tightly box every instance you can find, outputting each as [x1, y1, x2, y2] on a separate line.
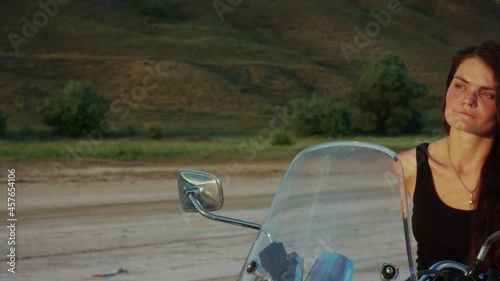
[447, 129, 494, 170]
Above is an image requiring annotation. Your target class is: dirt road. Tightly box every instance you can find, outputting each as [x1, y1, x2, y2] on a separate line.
[0, 160, 288, 281]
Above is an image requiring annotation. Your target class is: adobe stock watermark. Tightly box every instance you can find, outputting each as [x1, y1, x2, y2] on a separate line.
[213, 0, 283, 22]
[177, 106, 291, 228]
[339, 0, 404, 63]
[213, 0, 244, 22]
[50, 62, 182, 180]
[384, 127, 447, 192]
[7, 0, 70, 54]
[208, 106, 291, 188]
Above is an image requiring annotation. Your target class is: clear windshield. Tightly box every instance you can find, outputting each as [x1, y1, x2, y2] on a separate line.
[238, 141, 417, 281]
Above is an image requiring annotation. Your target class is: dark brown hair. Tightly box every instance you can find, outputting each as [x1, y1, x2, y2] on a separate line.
[441, 40, 500, 270]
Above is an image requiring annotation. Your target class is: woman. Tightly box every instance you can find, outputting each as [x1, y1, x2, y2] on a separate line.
[398, 40, 500, 271]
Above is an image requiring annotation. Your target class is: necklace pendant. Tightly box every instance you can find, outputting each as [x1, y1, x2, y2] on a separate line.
[469, 193, 474, 205]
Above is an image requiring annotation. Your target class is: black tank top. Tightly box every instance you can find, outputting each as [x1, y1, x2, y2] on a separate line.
[412, 143, 472, 270]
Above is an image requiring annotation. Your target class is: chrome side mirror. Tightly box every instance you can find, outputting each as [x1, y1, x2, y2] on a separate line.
[177, 169, 223, 212]
[176, 169, 261, 230]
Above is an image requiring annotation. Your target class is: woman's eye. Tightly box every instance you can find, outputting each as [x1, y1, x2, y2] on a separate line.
[454, 84, 464, 89]
[480, 92, 495, 99]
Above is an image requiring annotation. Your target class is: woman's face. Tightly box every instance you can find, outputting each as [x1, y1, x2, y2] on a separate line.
[444, 57, 497, 137]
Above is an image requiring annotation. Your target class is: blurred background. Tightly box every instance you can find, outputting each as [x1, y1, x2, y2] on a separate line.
[0, 0, 499, 280]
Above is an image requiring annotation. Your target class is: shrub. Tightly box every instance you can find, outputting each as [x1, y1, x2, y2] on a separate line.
[290, 94, 351, 137]
[271, 130, 295, 146]
[134, 0, 187, 21]
[347, 52, 428, 135]
[126, 124, 139, 137]
[145, 122, 166, 139]
[41, 81, 110, 137]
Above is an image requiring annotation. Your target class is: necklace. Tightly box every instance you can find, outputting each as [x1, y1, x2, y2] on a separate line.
[447, 139, 479, 205]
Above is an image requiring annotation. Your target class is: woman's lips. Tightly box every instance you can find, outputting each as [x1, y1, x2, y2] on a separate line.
[457, 111, 476, 118]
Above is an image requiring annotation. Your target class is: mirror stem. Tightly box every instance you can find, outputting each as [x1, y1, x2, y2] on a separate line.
[187, 192, 261, 231]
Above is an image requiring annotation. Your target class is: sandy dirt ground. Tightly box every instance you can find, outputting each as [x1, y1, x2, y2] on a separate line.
[0, 159, 289, 281]
[0, 156, 417, 281]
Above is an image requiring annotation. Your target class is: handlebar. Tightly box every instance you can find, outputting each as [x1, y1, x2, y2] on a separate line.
[417, 230, 500, 281]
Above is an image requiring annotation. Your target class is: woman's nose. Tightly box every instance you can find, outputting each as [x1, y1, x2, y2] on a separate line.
[462, 91, 478, 108]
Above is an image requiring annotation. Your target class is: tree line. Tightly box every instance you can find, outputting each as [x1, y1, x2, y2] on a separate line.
[0, 52, 427, 139]
[291, 52, 428, 137]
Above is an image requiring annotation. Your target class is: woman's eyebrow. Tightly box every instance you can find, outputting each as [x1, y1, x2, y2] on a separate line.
[453, 76, 469, 83]
[453, 76, 495, 91]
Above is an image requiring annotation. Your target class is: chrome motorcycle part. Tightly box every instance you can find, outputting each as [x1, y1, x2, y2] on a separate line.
[417, 260, 467, 281]
[177, 169, 223, 212]
[379, 263, 399, 281]
[178, 169, 261, 230]
[246, 260, 272, 281]
[466, 230, 500, 279]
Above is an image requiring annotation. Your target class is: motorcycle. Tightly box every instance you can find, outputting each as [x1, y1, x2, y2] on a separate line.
[176, 141, 500, 281]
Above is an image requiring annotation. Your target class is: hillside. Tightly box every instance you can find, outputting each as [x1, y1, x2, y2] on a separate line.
[1, 0, 499, 135]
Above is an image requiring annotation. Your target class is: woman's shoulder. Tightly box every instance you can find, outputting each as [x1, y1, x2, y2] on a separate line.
[397, 143, 429, 170]
[396, 140, 447, 196]
[397, 142, 433, 197]
[396, 147, 418, 197]
[397, 141, 444, 170]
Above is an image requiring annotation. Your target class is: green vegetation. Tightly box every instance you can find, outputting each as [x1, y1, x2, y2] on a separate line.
[0, 135, 441, 161]
[291, 94, 351, 137]
[1, 0, 498, 135]
[271, 130, 295, 146]
[40, 81, 110, 137]
[1, 1, 498, 161]
[347, 52, 428, 135]
[289, 53, 428, 137]
[145, 122, 167, 139]
[134, 0, 187, 21]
